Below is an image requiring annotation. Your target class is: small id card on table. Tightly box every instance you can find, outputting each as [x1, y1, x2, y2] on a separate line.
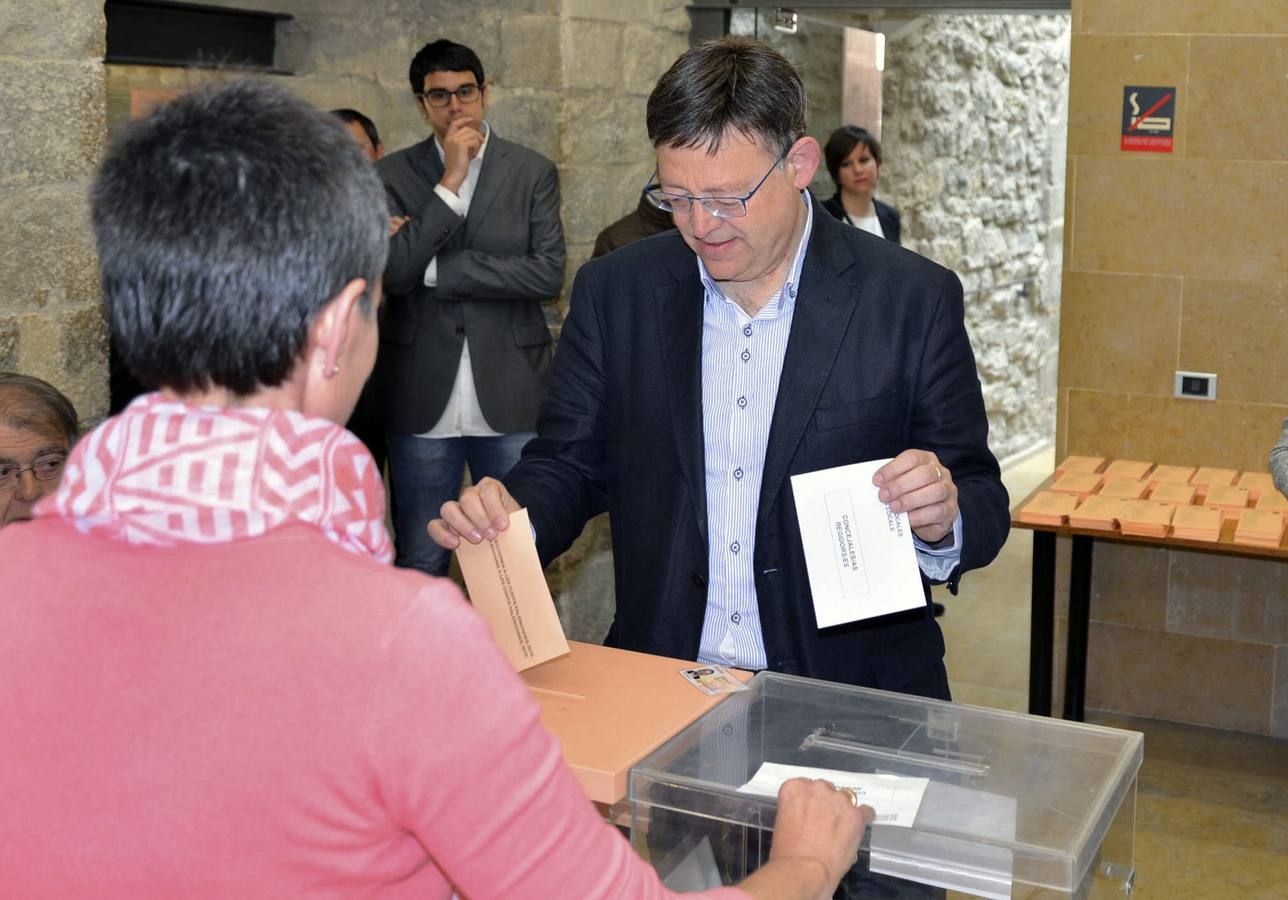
[679, 665, 749, 696]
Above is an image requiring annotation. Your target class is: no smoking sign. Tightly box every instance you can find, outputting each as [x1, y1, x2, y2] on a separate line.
[1121, 86, 1175, 153]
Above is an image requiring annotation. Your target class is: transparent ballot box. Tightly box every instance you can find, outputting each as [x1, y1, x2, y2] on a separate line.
[629, 673, 1142, 898]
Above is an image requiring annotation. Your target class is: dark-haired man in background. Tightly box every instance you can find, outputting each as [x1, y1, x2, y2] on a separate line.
[371, 39, 565, 575]
[433, 38, 1008, 701]
[330, 108, 385, 162]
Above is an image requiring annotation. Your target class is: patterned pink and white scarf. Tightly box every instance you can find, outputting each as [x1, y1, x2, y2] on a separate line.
[40, 393, 392, 562]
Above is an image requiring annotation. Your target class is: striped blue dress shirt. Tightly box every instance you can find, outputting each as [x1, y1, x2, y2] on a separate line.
[696, 192, 962, 670]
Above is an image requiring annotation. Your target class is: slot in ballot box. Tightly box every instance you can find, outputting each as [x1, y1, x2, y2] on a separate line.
[629, 672, 1141, 898]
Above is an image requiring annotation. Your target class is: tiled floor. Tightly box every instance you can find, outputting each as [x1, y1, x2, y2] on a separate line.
[935, 445, 1288, 898]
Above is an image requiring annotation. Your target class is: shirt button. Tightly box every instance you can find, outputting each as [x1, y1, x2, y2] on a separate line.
[734, 467, 744, 480]
[730, 541, 740, 554]
[737, 396, 748, 409]
[731, 612, 741, 624]
[743, 325, 752, 337]
[741, 349, 751, 363]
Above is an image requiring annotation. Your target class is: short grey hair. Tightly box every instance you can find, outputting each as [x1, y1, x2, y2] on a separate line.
[0, 373, 79, 447]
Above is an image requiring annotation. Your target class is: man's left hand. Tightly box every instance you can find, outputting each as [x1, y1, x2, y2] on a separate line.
[873, 449, 958, 545]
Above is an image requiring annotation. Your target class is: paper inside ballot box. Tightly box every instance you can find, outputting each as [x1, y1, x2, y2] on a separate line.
[520, 642, 750, 805]
[454, 507, 570, 673]
[790, 459, 925, 629]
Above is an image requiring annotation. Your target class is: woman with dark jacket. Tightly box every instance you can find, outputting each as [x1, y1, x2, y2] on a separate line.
[821, 125, 901, 245]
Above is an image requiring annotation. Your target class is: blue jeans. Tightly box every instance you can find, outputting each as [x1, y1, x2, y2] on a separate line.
[385, 431, 535, 576]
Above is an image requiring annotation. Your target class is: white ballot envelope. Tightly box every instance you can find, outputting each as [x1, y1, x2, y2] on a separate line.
[455, 507, 570, 672]
[737, 762, 929, 828]
[791, 459, 926, 627]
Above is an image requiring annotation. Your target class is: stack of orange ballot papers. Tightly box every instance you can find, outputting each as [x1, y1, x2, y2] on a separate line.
[1148, 464, 1196, 488]
[1254, 489, 1288, 518]
[1171, 506, 1222, 542]
[1102, 459, 1153, 481]
[1051, 471, 1103, 501]
[1068, 495, 1126, 530]
[1233, 509, 1286, 548]
[1118, 500, 1175, 538]
[1055, 455, 1104, 477]
[1236, 471, 1276, 503]
[1149, 482, 1196, 505]
[1098, 477, 1150, 500]
[1018, 490, 1080, 526]
[1205, 485, 1250, 522]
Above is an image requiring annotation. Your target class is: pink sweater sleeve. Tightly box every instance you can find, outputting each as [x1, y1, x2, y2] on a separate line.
[367, 585, 750, 900]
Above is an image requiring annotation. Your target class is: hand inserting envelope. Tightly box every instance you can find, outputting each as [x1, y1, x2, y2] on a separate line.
[454, 507, 570, 672]
[791, 459, 926, 628]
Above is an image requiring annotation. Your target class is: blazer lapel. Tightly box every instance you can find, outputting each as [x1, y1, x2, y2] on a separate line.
[655, 261, 708, 543]
[411, 138, 445, 200]
[464, 135, 511, 242]
[757, 220, 862, 529]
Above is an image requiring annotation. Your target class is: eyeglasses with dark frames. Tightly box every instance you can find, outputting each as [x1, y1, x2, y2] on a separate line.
[418, 84, 481, 108]
[0, 454, 67, 491]
[643, 153, 785, 220]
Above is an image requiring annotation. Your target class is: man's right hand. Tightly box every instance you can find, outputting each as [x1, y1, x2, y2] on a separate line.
[428, 476, 519, 548]
[439, 116, 485, 195]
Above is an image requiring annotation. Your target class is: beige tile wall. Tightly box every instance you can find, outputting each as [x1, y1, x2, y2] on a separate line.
[1059, 0, 1288, 736]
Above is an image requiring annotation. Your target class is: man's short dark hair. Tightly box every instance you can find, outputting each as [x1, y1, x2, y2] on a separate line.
[408, 39, 485, 96]
[646, 37, 806, 158]
[824, 125, 883, 184]
[0, 373, 79, 447]
[330, 108, 381, 150]
[91, 80, 388, 397]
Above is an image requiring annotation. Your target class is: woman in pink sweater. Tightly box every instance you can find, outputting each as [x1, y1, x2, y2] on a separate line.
[0, 81, 869, 899]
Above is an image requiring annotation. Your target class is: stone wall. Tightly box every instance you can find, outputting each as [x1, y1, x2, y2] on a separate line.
[0, 1, 108, 422]
[106, 0, 689, 311]
[880, 14, 1071, 461]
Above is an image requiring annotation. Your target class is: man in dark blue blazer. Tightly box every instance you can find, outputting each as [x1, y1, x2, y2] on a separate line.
[431, 38, 1008, 700]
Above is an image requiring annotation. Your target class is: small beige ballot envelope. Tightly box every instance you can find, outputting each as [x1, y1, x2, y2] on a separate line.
[791, 459, 926, 628]
[454, 507, 570, 672]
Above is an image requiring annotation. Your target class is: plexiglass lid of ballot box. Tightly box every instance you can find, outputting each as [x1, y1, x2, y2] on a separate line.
[629, 672, 1142, 898]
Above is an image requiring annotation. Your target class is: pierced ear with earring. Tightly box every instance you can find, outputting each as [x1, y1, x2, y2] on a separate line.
[327, 364, 340, 377]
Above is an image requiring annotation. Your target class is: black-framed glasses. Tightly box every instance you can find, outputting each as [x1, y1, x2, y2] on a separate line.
[643, 154, 785, 220]
[418, 84, 481, 108]
[0, 454, 66, 491]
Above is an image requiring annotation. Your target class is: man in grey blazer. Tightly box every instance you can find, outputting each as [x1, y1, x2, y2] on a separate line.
[370, 39, 565, 575]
